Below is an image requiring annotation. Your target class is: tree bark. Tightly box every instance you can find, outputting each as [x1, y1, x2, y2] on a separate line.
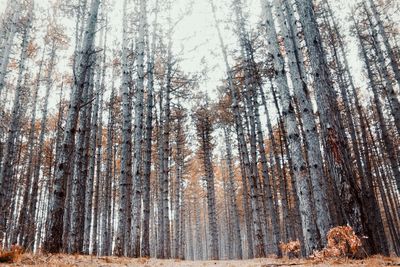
[43, 0, 101, 253]
[114, 0, 133, 256]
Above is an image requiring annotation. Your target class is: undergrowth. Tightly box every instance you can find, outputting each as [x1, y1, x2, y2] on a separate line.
[0, 245, 23, 263]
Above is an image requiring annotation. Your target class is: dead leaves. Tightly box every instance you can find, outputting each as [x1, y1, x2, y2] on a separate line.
[0, 245, 24, 263]
[312, 226, 363, 260]
[280, 240, 301, 259]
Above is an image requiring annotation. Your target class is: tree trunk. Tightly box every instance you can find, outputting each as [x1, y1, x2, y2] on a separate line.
[0, 13, 32, 244]
[130, 0, 147, 257]
[17, 50, 44, 249]
[114, 0, 133, 256]
[0, 0, 19, 95]
[43, 0, 100, 253]
[223, 127, 243, 259]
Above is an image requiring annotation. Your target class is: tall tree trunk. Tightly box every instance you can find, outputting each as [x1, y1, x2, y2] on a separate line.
[160, 10, 173, 258]
[363, 4, 400, 135]
[0, 0, 19, 95]
[368, 0, 400, 87]
[18, 50, 44, 248]
[140, 1, 158, 255]
[67, 66, 93, 253]
[223, 127, 243, 259]
[322, 2, 389, 254]
[92, 28, 107, 254]
[130, 0, 147, 257]
[43, 0, 100, 253]
[173, 109, 185, 259]
[102, 58, 117, 256]
[354, 18, 400, 197]
[0, 11, 32, 244]
[290, 0, 338, 246]
[114, 0, 133, 256]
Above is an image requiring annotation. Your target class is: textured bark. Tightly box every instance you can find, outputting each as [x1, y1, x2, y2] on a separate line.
[259, 0, 320, 254]
[0, 12, 32, 243]
[232, 0, 268, 257]
[291, 0, 338, 246]
[17, 50, 44, 248]
[196, 108, 219, 260]
[321, 3, 387, 254]
[156, 108, 165, 258]
[241, 55, 269, 256]
[221, 176, 231, 259]
[64, 10, 88, 197]
[130, 0, 146, 257]
[47, 82, 65, 246]
[67, 63, 93, 253]
[102, 60, 117, 256]
[43, 0, 100, 253]
[83, 29, 105, 254]
[362, 4, 400, 135]
[368, 0, 400, 88]
[276, 113, 304, 246]
[223, 127, 243, 259]
[0, 1, 19, 95]
[322, 0, 365, 182]
[340, 19, 390, 255]
[211, 0, 260, 257]
[172, 109, 185, 259]
[114, 0, 133, 256]
[361, 114, 396, 255]
[355, 18, 400, 198]
[276, 0, 334, 238]
[159, 12, 173, 258]
[141, 1, 158, 256]
[92, 25, 107, 255]
[244, 42, 281, 255]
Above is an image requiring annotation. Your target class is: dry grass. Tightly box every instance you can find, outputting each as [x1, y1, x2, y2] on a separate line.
[1, 253, 397, 266]
[2, 228, 398, 267]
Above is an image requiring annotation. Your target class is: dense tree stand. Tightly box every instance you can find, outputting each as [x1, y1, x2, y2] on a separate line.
[0, 0, 399, 261]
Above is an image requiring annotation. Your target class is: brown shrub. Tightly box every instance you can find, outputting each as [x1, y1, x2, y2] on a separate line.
[312, 226, 363, 259]
[280, 240, 301, 258]
[0, 245, 24, 263]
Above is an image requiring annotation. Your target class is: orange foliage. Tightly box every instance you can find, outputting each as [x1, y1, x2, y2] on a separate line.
[312, 226, 363, 259]
[0, 245, 23, 263]
[280, 240, 301, 258]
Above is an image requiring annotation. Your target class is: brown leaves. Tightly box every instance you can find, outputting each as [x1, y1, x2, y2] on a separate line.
[6, 252, 400, 266]
[312, 226, 363, 260]
[280, 240, 301, 258]
[0, 245, 24, 263]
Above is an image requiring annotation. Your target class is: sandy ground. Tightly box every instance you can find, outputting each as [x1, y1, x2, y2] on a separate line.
[3, 254, 400, 267]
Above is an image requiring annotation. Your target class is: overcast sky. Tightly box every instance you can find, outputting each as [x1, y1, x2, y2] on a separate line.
[0, 0, 366, 97]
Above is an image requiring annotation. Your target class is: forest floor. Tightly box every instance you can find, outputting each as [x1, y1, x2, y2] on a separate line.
[4, 254, 400, 267]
